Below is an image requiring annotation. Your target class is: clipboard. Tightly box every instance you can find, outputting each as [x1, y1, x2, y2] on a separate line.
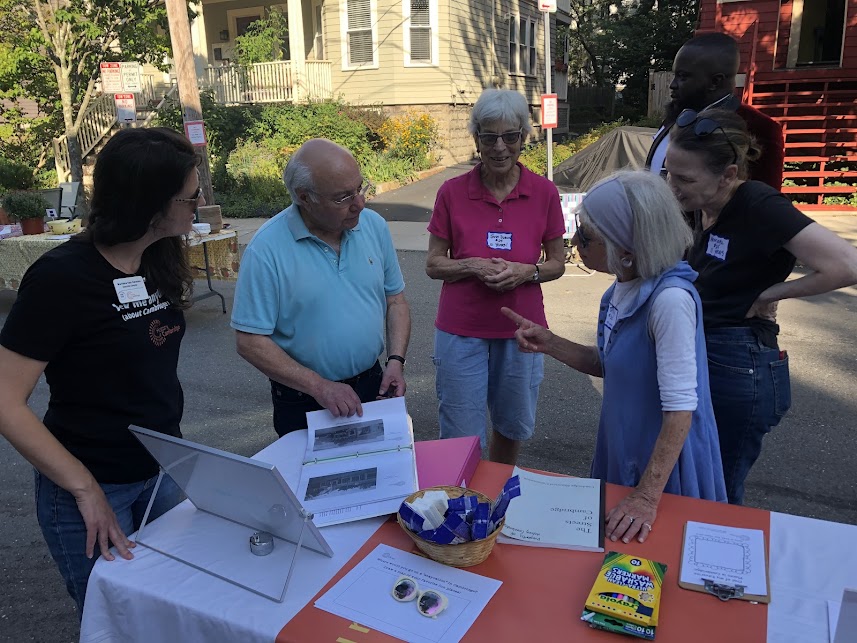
[678, 522, 771, 603]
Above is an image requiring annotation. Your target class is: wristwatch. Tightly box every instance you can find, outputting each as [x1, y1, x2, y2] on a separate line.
[386, 354, 406, 368]
[531, 265, 540, 283]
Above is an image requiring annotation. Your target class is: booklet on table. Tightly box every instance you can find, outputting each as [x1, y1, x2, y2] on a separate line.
[498, 466, 605, 552]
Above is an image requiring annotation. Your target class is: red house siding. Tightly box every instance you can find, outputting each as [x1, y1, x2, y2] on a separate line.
[698, 0, 857, 209]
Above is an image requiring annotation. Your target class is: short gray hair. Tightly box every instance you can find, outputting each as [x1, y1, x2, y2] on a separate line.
[282, 154, 316, 204]
[580, 170, 691, 279]
[468, 89, 533, 136]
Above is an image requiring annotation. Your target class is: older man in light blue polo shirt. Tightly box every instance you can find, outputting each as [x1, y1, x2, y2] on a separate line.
[231, 138, 411, 436]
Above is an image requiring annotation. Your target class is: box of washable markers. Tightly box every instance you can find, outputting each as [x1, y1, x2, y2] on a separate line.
[582, 551, 667, 636]
[581, 608, 657, 640]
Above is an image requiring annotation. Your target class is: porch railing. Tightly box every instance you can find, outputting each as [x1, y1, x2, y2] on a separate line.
[203, 60, 333, 105]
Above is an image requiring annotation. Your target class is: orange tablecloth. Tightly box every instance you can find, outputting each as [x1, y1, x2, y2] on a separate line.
[276, 461, 769, 643]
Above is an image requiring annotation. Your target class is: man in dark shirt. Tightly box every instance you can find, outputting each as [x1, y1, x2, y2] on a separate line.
[647, 32, 784, 190]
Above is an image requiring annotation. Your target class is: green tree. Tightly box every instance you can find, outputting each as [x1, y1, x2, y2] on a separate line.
[566, 0, 698, 116]
[234, 7, 289, 67]
[0, 0, 172, 182]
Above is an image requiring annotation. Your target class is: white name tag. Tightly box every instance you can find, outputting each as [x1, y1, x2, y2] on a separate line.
[706, 234, 729, 261]
[487, 231, 512, 250]
[605, 304, 619, 330]
[113, 276, 148, 303]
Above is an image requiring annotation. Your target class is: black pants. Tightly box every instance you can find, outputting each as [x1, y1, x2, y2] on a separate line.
[270, 361, 383, 437]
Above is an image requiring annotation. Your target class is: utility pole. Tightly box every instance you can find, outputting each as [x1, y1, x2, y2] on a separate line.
[164, 0, 214, 205]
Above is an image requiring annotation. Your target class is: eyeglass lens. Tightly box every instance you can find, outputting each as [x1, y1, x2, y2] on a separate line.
[478, 131, 521, 145]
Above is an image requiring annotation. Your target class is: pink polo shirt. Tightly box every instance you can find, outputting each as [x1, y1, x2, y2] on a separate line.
[428, 163, 565, 338]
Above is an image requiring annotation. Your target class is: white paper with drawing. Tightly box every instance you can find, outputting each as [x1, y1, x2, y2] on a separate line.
[315, 543, 502, 643]
[297, 397, 418, 527]
[497, 466, 605, 552]
[679, 521, 768, 596]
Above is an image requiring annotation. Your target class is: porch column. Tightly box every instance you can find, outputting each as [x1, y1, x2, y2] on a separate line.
[287, 0, 306, 101]
[190, 2, 209, 80]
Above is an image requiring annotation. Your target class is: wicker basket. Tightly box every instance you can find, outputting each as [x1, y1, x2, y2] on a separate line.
[396, 485, 503, 568]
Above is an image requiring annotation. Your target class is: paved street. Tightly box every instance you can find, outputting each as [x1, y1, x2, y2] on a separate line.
[2, 169, 857, 641]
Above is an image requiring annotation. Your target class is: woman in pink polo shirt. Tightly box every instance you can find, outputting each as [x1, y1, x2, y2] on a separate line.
[426, 89, 567, 465]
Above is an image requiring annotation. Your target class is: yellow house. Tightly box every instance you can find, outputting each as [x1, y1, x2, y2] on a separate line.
[188, 0, 571, 162]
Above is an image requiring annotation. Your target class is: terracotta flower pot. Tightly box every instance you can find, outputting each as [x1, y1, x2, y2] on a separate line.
[20, 218, 45, 235]
[0, 206, 10, 226]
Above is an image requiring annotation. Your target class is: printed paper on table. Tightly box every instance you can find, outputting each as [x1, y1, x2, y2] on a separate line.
[678, 520, 769, 602]
[315, 543, 502, 643]
[498, 466, 605, 551]
[297, 397, 418, 527]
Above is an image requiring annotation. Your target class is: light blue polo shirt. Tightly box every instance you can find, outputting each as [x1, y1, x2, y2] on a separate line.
[231, 204, 405, 382]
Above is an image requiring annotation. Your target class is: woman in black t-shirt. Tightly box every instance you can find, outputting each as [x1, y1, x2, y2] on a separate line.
[664, 108, 857, 505]
[0, 128, 203, 617]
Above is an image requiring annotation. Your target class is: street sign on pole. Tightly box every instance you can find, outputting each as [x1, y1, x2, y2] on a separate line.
[114, 93, 137, 124]
[541, 94, 559, 129]
[120, 62, 143, 93]
[100, 63, 123, 93]
[184, 120, 207, 147]
[538, 0, 557, 13]
[542, 11, 554, 180]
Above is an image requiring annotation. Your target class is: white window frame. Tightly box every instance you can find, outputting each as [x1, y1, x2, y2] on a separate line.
[508, 15, 538, 77]
[403, 0, 438, 67]
[227, 6, 265, 42]
[340, 0, 379, 70]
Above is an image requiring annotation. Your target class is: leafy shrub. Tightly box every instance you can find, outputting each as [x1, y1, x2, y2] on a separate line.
[361, 152, 418, 185]
[3, 191, 50, 219]
[225, 138, 290, 203]
[234, 7, 288, 66]
[378, 110, 439, 170]
[0, 158, 35, 193]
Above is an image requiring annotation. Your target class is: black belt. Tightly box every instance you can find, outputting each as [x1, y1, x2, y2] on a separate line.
[271, 361, 381, 397]
[337, 361, 382, 387]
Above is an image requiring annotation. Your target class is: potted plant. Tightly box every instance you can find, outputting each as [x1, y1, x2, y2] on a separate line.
[3, 191, 49, 235]
[0, 158, 35, 226]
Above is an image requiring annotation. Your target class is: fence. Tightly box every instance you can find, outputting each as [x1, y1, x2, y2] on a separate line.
[566, 85, 615, 120]
[648, 70, 671, 119]
[203, 60, 333, 105]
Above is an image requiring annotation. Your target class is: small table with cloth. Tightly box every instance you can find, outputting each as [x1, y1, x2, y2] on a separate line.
[80, 431, 855, 643]
[0, 231, 239, 310]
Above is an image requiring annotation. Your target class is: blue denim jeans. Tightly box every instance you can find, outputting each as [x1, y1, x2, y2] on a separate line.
[705, 327, 791, 505]
[433, 329, 544, 449]
[35, 470, 183, 618]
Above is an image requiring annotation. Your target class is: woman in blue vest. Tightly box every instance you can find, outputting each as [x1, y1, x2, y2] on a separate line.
[502, 171, 726, 545]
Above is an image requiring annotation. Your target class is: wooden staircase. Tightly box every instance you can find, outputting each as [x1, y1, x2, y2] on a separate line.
[748, 74, 857, 209]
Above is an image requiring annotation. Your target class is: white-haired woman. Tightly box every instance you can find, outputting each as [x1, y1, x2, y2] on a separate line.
[426, 89, 566, 465]
[503, 171, 727, 545]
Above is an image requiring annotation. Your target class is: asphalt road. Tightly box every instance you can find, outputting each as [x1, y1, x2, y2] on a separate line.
[2, 213, 857, 641]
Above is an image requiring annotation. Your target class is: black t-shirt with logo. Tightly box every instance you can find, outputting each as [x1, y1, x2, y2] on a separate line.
[0, 239, 185, 483]
[687, 181, 813, 348]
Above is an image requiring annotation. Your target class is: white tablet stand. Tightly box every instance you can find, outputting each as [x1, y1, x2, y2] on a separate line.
[130, 427, 333, 603]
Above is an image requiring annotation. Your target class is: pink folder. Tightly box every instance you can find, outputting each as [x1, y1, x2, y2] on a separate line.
[414, 436, 481, 490]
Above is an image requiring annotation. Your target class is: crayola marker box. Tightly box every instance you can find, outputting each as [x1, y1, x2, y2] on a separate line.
[584, 551, 667, 627]
[581, 608, 656, 640]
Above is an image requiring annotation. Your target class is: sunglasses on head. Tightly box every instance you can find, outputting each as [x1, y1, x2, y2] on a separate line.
[391, 576, 449, 618]
[476, 130, 523, 146]
[676, 109, 738, 166]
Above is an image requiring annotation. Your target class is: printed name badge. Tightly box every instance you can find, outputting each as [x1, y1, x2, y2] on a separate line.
[113, 276, 148, 303]
[487, 231, 513, 251]
[706, 234, 729, 261]
[605, 305, 619, 330]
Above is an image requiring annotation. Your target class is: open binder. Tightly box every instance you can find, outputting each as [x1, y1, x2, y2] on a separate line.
[296, 397, 418, 527]
[678, 521, 770, 603]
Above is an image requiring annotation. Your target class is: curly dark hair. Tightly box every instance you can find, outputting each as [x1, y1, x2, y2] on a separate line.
[85, 127, 199, 307]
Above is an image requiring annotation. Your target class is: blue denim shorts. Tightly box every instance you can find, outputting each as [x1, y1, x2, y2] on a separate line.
[35, 470, 184, 618]
[433, 329, 544, 448]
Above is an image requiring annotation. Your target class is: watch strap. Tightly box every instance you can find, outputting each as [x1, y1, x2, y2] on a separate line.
[386, 354, 406, 367]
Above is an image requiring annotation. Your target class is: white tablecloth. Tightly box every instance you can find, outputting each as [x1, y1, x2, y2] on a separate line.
[80, 433, 857, 643]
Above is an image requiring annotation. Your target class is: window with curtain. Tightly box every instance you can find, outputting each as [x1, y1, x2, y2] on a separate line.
[409, 0, 431, 63]
[346, 0, 374, 65]
[508, 16, 518, 74]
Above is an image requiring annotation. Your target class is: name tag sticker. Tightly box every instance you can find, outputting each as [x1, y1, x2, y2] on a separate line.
[487, 231, 512, 250]
[706, 234, 729, 261]
[605, 305, 619, 330]
[113, 276, 148, 303]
